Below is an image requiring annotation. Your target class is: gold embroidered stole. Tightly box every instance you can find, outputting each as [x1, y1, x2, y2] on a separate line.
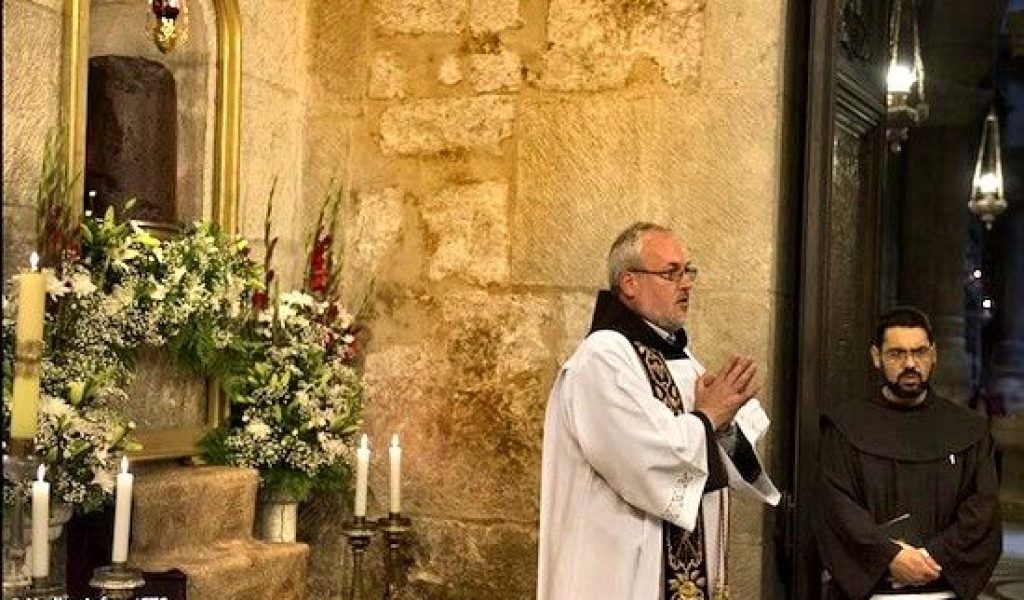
[630, 341, 711, 600]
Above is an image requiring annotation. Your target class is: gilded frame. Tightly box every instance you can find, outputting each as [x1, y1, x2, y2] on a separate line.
[60, 0, 241, 460]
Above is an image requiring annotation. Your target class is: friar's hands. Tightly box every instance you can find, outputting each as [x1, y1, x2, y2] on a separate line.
[693, 355, 760, 430]
[889, 542, 941, 587]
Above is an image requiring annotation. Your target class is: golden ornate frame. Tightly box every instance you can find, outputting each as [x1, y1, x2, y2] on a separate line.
[60, 0, 241, 460]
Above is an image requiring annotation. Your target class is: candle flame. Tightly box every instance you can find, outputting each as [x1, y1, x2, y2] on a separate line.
[30, 252, 39, 271]
[37, 464, 46, 482]
[360, 433, 369, 449]
[121, 456, 129, 474]
[391, 434, 400, 448]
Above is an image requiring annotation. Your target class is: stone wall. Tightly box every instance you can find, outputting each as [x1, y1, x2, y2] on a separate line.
[302, 0, 798, 598]
[2, 0, 63, 279]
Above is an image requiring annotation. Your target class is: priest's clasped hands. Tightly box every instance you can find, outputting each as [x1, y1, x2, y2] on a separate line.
[889, 541, 942, 588]
[694, 355, 760, 430]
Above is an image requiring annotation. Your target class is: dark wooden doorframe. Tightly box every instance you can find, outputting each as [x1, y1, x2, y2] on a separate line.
[790, 0, 890, 597]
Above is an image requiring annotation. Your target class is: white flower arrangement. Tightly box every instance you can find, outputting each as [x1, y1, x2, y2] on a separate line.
[202, 184, 366, 501]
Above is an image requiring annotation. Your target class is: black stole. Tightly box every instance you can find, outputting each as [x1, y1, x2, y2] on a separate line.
[630, 341, 710, 600]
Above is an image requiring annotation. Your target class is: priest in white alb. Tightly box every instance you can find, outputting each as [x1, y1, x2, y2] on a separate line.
[537, 222, 780, 600]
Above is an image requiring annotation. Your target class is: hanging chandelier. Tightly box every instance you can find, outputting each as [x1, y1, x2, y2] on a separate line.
[148, 0, 188, 54]
[886, 0, 928, 152]
[968, 108, 1007, 230]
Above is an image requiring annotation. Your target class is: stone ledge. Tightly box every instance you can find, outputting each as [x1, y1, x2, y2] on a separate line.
[132, 539, 309, 600]
[132, 466, 259, 554]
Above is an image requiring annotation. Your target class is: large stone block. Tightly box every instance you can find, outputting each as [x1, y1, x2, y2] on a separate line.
[538, 0, 706, 91]
[512, 88, 782, 291]
[361, 291, 556, 521]
[379, 96, 516, 156]
[511, 95, 673, 288]
[2, 205, 36, 282]
[467, 49, 522, 92]
[2, 0, 62, 209]
[374, 0, 466, 35]
[469, 0, 522, 34]
[702, 0, 784, 91]
[241, 0, 303, 90]
[349, 187, 406, 276]
[422, 181, 510, 284]
[403, 517, 538, 600]
[369, 51, 409, 99]
[308, 0, 370, 100]
[131, 466, 258, 555]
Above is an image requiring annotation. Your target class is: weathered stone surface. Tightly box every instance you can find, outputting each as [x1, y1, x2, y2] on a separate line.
[1, 205, 36, 283]
[702, 0, 783, 90]
[135, 539, 310, 600]
[438, 54, 464, 85]
[511, 95, 670, 288]
[308, 0, 370, 100]
[512, 88, 781, 291]
[467, 49, 522, 92]
[469, 0, 522, 33]
[131, 466, 258, 554]
[349, 187, 406, 275]
[361, 291, 556, 521]
[379, 96, 516, 155]
[239, 78, 306, 286]
[422, 181, 509, 283]
[369, 51, 409, 99]
[241, 0, 303, 90]
[374, 0, 466, 35]
[403, 517, 538, 600]
[558, 292, 597, 363]
[2, 0, 62, 210]
[538, 0, 706, 91]
[124, 349, 208, 430]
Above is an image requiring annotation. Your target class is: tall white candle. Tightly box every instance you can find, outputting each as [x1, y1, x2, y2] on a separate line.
[31, 464, 50, 578]
[389, 434, 402, 514]
[112, 456, 134, 563]
[354, 434, 370, 518]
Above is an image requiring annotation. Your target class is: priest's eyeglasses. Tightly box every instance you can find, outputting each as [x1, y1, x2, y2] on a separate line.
[882, 346, 933, 362]
[629, 263, 699, 283]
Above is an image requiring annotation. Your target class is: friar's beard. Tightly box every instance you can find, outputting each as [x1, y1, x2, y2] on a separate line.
[883, 368, 929, 400]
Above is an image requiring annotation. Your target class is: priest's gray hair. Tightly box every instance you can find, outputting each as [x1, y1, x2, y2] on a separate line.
[607, 222, 671, 291]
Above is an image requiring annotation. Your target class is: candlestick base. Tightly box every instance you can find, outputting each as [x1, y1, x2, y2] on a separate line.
[377, 513, 411, 600]
[89, 562, 145, 599]
[3, 450, 42, 599]
[28, 577, 67, 599]
[342, 517, 377, 600]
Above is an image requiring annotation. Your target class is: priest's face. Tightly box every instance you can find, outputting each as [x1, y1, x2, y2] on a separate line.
[619, 231, 695, 332]
[871, 326, 936, 401]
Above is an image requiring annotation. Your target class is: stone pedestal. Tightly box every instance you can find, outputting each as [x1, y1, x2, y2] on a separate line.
[129, 465, 309, 600]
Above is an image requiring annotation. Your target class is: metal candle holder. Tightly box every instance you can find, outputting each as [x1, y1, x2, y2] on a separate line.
[89, 561, 145, 599]
[377, 513, 411, 600]
[342, 516, 376, 600]
[2, 440, 40, 600]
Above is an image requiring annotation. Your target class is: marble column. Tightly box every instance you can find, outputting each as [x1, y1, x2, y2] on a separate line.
[988, 145, 1024, 414]
[901, 125, 975, 404]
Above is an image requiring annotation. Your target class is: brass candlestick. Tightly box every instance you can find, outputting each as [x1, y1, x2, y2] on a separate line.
[2, 442, 40, 600]
[377, 513, 411, 600]
[342, 516, 376, 600]
[89, 561, 145, 599]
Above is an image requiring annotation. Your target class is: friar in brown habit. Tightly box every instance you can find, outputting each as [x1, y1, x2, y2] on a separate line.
[815, 306, 1002, 600]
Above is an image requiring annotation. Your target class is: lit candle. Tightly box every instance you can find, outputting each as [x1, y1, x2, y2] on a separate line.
[31, 465, 50, 578]
[12, 252, 45, 440]
[112, 457, 134, 563]
[354, 434, 370, 518]
[389, 434, 402, 514]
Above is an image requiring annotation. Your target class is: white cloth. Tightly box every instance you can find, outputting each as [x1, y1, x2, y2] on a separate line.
[537, 330, 780, 600]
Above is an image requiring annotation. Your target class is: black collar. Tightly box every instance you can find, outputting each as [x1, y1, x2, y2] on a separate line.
[588, 290, 690, 360]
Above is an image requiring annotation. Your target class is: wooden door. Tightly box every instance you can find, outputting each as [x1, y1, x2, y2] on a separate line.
[789, 0, 890, 596]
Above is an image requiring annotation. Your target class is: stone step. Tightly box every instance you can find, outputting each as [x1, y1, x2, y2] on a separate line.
[132, 465, 258, 556]
[131, 539, 310, 600]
